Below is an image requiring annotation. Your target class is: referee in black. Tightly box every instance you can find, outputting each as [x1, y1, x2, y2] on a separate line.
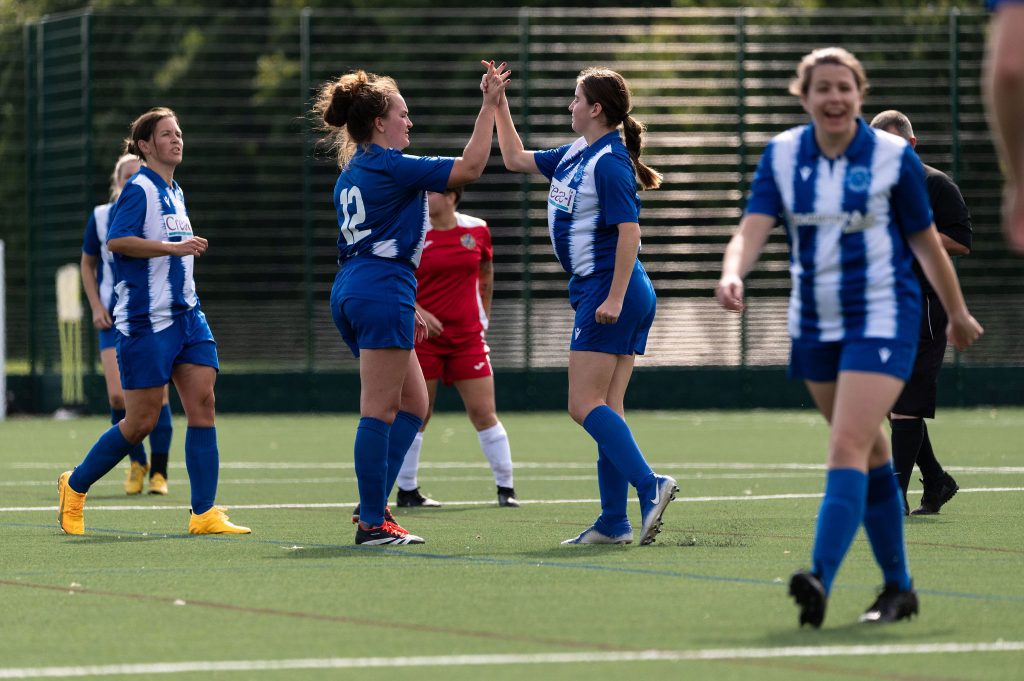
[870, 110, 973, 516]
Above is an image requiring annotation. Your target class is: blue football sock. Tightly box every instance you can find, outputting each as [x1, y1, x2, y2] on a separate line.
[184, 426, 219, 516]
[68, 425, 134, 493]
[384, 411, 423, 500]
[811, 468, 868, 595]
[581, 406, 655, 492]
[354, 417, 390, 527]
[148, 404, 173, 460]
[595, 446, 630, 532]
[111, 408, 147, 465]
[863, 462, 913, 591]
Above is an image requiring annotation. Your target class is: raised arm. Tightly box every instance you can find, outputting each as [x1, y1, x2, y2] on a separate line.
[447, 61, 511, 187]
[907, 226, 983, 351]
[482, 60, 539, 174]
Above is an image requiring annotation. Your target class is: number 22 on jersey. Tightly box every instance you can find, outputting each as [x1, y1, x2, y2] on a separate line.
[339, 186, 369, 245]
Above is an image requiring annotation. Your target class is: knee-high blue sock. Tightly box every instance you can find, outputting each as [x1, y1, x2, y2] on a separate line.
[581, 406, 655, 491]
[148, 404, 173, 476]
[149, 405, 173, 454]
[596, 446, 630, 532]
[863, 462, 913, 591]
[112, 408, 147, 465]
[811, 468, 868, 595]
[184, 426, 219, 516]
[354, 417, 390, 527]
[68, 425, 134, 493]
[384, 411, 423, 500]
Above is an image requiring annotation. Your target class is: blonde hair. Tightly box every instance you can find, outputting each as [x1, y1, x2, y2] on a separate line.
[788, 47, 869, 97]
[577, 67, 662, 190]
[313, 70, 400, 167]
[109, 153, 141, 202]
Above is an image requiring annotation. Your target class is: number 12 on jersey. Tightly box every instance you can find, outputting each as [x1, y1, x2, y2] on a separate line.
[339, 186, 369, 245]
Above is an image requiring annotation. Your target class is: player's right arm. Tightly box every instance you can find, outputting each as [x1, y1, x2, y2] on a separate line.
[447, 61, 511, 187]
[80, 252, 111, 330]
[106, 183, 208, 258]
[715, 213, 776, 313]
[80, 212, 112, 329]
[485, 60, 539, 175]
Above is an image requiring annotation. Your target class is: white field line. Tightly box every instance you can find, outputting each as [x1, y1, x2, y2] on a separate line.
[12, 460, 1024, 473]
[0, 641, 1022, 678]
[3, 488, 1023, 514]
[0, 472, 829, 488]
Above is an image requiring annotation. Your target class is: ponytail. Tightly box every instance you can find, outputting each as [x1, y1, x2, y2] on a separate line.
[622, 114, 662, 190]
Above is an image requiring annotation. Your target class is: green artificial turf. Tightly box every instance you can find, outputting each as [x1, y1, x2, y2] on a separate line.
[1, 409, 1022, 680]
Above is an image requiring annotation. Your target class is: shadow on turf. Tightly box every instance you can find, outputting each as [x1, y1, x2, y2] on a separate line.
[58, 532, 175, 544]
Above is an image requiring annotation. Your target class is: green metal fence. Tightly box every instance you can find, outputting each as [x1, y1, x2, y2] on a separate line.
[7, 7, 1024, 410]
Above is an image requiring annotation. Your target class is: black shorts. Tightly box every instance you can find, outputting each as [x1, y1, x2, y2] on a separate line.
[892, 295, 948, 418]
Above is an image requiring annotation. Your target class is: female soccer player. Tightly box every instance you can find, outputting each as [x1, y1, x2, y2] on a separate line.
[715, 47, 983, 627]
[58, 107, 250, 536]
[393, 186, 518, 509]
[316, 63, 509, 545]
[81, 153, 174, 496]
[488, 64, 677, 546]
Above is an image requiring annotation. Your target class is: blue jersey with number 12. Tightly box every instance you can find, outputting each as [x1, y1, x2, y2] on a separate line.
[334, 144, 454, 268]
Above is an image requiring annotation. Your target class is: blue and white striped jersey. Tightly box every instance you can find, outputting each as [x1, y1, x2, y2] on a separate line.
[746, 119, 933, 343]
[82, 203, 117, 312]
[334, 144, 454, 268]
[107, 165, 199, 336]
[534, 131, 641, 277]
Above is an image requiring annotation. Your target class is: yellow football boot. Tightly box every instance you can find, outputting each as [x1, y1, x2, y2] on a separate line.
[124, 461, 149, 495]
[188, 506, 251, 535]
[148, 472, 168, 495]
[57, 471, 86, 535]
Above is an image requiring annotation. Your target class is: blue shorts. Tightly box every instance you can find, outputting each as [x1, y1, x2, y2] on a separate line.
[116, 307, 219, 390]
[98, 327, 118, 352]
[568, 260, 656, 355]
[331, 257, 417, 358]
[789, 337, 917, 382]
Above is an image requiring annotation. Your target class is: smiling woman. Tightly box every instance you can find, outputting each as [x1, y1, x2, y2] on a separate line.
[715, 46, 983, 629]
[313, 63, 510, 546]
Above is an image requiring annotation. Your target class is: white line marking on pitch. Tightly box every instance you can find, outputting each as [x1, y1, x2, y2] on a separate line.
[13, 460, 1024, 473]
[0, 641, 1021, 678]
[0, 472, 829, 488]
[3, 488, 1022, 514]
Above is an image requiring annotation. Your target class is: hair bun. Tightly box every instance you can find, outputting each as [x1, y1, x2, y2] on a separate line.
[323, 71, 372, 128]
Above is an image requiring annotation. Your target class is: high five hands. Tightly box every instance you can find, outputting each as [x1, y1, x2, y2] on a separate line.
[479, 60, 511, 101]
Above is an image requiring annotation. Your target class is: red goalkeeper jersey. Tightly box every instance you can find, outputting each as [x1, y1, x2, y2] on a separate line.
[415, 212, 492, 335]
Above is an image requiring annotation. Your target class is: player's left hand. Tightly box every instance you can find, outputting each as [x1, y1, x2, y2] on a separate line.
[595, 298, 622, 325]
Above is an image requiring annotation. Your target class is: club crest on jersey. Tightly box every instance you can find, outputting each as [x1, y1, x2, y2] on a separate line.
[461, 234, 477, 250]
[845, 166, 871, 193]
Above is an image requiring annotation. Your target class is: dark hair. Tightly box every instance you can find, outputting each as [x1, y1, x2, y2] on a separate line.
[447, 185, 464, 206]
[313, 70, 400, 167]
[869, 109, 914, 141]
[577, 67, 661, 190]
[121, 107, 178, 162]
[789, 47, 869, 97]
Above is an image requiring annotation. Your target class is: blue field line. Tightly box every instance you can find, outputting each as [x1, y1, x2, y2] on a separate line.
[5, 519, 1024, 605]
